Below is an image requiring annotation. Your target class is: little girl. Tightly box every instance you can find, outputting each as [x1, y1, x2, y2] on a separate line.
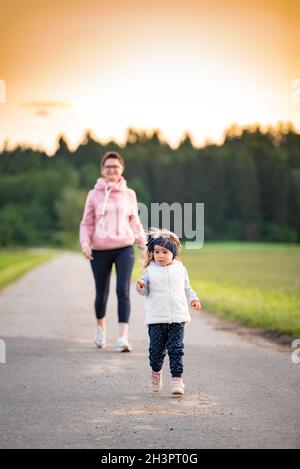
[135, 228, 201, 396]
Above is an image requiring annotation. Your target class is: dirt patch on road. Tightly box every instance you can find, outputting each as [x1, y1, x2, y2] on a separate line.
[113, 393, 220, 417]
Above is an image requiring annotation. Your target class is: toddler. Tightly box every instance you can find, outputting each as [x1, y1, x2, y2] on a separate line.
[135, 228, 201, 395]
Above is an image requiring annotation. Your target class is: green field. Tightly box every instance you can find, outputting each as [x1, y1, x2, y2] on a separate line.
[133, 242, 300, 337]
[0, 249, 55, 290]
[1, 243, 299, 338]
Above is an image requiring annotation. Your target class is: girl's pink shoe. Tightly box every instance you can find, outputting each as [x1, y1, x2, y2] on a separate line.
[171, 377, 185, 395]
[151, 370, 163, 392]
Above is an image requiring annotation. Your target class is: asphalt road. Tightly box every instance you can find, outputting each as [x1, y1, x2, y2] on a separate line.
[0, 252, 299, 449]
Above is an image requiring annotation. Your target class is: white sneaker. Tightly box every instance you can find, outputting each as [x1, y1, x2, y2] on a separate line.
[116, 336, 132, 352]
[95, 326, 106, 348]
[171, 377, 185, 395]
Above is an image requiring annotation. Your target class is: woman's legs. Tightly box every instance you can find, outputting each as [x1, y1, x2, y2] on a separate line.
[119, 322, 129, 337]
[90, 245, 135, 349]
[97, 317, 106, 329]
[114, 245, 135, 331]
[90, 249, 114, 327]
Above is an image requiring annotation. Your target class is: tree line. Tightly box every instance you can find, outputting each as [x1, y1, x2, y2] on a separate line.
[0, 123, 299, 247]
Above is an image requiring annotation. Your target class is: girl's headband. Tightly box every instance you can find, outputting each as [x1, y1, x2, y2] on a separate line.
[145, 235, 178, 259]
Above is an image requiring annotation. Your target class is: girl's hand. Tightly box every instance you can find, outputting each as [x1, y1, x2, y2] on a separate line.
[82, 243, 93, 260]
[190, 300, 201, 311]
[137, 280, 146, 289]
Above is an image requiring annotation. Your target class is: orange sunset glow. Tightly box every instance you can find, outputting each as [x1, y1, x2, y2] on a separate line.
[0, 0, 300, 154]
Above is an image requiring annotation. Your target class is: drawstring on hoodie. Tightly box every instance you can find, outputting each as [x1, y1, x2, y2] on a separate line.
[96, 177, 126, 236]
[98, 177, 125, 217]
[100, 184, 113, 217]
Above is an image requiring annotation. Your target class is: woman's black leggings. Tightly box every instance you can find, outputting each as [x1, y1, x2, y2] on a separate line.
[90, 244, 135, 323]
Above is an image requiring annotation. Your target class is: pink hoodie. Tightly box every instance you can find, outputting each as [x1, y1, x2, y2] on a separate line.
[79, 176, 147, 251]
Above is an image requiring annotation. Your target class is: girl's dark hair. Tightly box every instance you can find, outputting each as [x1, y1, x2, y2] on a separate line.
[101, 151, 125, 168]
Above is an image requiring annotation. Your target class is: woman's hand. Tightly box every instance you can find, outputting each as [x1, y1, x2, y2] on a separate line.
[82, 243, 93, 260]
[140, 246, 148, 257]
[137, 279, 146, 289]
[190, 300, 201, 311]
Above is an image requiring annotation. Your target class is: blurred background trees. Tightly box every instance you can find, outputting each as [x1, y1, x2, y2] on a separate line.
[0, 124, 299, 247]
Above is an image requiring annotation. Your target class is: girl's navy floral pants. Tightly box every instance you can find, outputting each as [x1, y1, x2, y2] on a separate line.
[148, 322, 185, 378]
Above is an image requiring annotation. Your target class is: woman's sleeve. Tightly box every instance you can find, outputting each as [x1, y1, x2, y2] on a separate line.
[129, 190, 147, 251]
[79, 190, 95, 248]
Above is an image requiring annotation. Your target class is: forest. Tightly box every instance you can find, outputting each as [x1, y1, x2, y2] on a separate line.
[0, 123, 299, 247]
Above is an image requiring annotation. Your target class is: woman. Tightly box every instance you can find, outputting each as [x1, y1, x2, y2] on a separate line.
[79, 151, 146, 352]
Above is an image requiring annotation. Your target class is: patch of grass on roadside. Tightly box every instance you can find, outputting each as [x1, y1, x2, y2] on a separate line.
[0, 248, 55, 290]
[193, 280, 300, 337]
[133, 242, 300, 338]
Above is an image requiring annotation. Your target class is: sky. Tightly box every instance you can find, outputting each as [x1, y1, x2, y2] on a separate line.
[0, 0, 300, 154]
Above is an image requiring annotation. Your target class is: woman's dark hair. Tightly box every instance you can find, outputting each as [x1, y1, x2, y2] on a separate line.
[101, 151, 125, 168]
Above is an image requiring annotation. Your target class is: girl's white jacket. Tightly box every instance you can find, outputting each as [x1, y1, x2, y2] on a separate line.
[135, 259, 199, 326]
